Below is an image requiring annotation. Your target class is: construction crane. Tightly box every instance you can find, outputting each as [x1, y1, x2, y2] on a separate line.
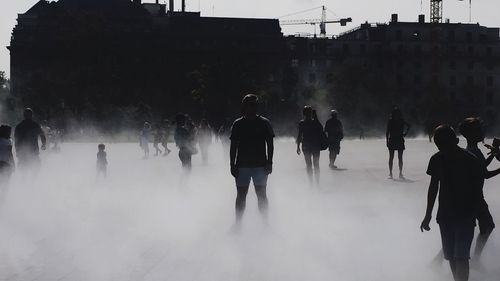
[279, 6, 352, 37]
[430, 0, 472, 23]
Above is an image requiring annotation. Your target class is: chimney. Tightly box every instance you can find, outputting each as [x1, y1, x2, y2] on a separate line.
[418, 14, 425, 23]
[155, 0, 159, 4]
[182, 0, 186, 12]
[169, 0, 174, 13]
[391, 14, 398, 23]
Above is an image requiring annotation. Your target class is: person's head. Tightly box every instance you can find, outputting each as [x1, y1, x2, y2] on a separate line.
[200, 119, 208, 128]
[242, 94, 259, 116]
[0, 125, 12, 139]
[176, 113, 186, 126]
[433, 125, 459, 151]
[459, 117, 484, 143]
[24, 108, 33, 120]
[98, 143, 105, 151]
[330, 110, 338, 119]
[143, 122, 151, 129]
[302, 106, 313, 120]
[391, 107, 402, 120]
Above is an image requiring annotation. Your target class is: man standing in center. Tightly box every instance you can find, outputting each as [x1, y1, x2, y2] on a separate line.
[230, 94, 274, 225]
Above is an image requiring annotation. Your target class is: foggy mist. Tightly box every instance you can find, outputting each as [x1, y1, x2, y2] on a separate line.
[0, 139, 499, 281]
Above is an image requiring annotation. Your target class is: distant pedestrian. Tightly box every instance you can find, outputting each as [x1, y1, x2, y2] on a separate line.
[198, 119, 212, 165]
[96, 143, 108, 179]
[386, 107, 410, 179]
[139, 122, 151, 159]
[324, 110, 343, 169]
[161, 119, 171, 156]
[0, 125, 15, 203]
[153, 128, 163, 156]
[175, 114, 196, 171]
[230, 94, 274, 226]
[14, 108, 46, 169]
[420, 125, 483, 281]
[296, 106, 324, 185]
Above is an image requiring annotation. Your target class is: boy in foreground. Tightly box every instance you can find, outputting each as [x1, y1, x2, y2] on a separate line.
[420, 125, 483, 281]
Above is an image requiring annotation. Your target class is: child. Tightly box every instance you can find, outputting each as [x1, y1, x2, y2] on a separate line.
[96, 143, 108, 179]
[0, 125, 15, 203]
[420, 125, 483, 281]
[459, 117, 500, 261]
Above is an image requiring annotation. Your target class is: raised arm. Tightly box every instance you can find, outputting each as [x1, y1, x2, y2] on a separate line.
[421, 177, 439, 232]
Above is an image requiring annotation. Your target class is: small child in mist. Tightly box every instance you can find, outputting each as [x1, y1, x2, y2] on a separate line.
[420, 125, 483, 281]
[96, 143, 108, 179]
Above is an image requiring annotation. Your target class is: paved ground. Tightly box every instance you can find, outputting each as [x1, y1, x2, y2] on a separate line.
[0, 139, 499, 281]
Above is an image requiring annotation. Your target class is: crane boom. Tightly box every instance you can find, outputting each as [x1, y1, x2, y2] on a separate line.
[279, 6, 351, 37]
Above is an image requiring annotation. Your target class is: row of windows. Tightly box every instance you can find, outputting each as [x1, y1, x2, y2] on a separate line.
[394, 29, 491, 43]
[341, 43, 494, 56]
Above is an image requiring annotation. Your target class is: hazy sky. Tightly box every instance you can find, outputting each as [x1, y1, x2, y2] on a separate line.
[1, 0, 499, 77]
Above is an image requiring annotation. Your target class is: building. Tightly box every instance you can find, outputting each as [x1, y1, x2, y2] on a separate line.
[8, 0, 286, 131]
[286, 14, 500, 133]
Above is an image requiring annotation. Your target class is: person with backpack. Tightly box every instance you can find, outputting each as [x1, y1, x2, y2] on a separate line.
[296, 106, 326, 186]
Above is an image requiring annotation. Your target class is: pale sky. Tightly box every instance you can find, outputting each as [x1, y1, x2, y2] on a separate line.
[1, 0, 499, 77]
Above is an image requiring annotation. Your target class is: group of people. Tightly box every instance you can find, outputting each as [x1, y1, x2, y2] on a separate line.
[0, 99, 498, 281]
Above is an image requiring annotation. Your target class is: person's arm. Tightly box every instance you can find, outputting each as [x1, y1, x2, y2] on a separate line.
[485, 168, 500, 179]
[296, 122, 303, 155]
[404, 122, 411, 137]
[230, 140, 238, 177]
[39, 125, 47, 150]
[420, 177, 439, 232]
[266, 137, 274, 175]
[8, 143, 15, 170]
[386, 121, 390, 143]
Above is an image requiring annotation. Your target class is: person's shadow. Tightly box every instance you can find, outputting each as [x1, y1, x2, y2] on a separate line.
[330, 168, 348, 172]
[392, 177, 416, 183]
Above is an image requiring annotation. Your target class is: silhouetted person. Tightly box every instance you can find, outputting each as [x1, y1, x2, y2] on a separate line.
[230, 94, 274, 226]
[420, 125, 483, 281]
[386, 107, 410, 179]
[139, 122, 151, 159]
[198, 119, 212, 165]
[153, 128, 163, 156]
[0, 125, 15, 204]
[425, 119, 435, 143]
[14, 108, 46, 169]
[175, 114, 196, 171]
[161, 119, 171, 156]
[96, 143, 108, 179]
[296, 106, 323, 185]
[459, 117, 500, 262]
[324, 110, 343, 169]
[218, 118, 232, 157]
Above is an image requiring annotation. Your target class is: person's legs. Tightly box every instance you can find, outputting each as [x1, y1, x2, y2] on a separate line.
[303, 150, 313, 183]
[236, 185, 249, 222]
[450, 222, 475, 281]
[453, 259, 470, 281]
[398, 150, 404, 178]
[329, 149, 337, 168]
[474, 200, 495, 258]
[312, 150, 320, 185]
[388, 150, 395, 178]
[253, 168, 269, 221]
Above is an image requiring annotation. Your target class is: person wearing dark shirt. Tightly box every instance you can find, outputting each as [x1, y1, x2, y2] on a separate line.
[175, 114, 196, 171]
[420, 125, 484, 281]
[230, 94, 274, 225]
[386, 107, 410, 179]
[198, 119, 212, 165]
[324, 110, 343, 169]
[14, 108, 46, 168]
[96, 143, 108, 179]
[296, 106, 324, 185]
[458, 117, 500, 262]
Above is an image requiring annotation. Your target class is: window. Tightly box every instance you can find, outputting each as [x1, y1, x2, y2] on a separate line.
[466, 32, 473, 42]
[343, 44, 350, 54]
[397, 45, 405, 54]
[309, 73, 316, 84]
[412, 31, 420, 40]
[468, 46, 474, 55]
[487, 76, 494, 87]
[449, 45, 457, 54]
[397, 61, 405, 68]
[326, 73, 334, 83]
[415, 61, 422, 69]
[448, 30, 455, 41]
[487, 92, 494, 103]
[415, 45, 422, 55]
[449, 61, 457, 70]
[467, 62, 474, 70]
[450, 76, 456, 86]
[360, 44, 366, 55]
[486, 47, 492, 56]
[291, 59, 299, 67]
[414, 75, 421, 84]
[467, 76, 474, 85]
[450, 92, 456, 100]
[397, 75, 404, 85]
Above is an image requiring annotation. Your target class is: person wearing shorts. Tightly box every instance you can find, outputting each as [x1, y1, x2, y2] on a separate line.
[421, 125, 483, 281]
[458, 117, 500, 260]
[230, 94, 274, 225]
